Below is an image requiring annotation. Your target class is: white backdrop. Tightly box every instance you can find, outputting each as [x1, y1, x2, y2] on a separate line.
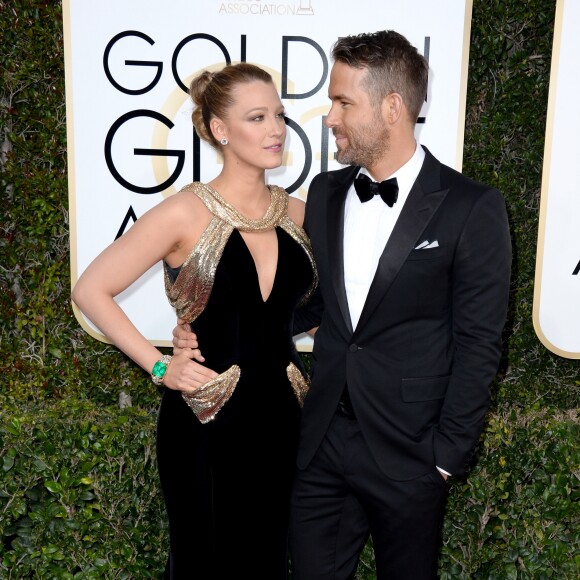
[63, 0, 474, 349]
[533, 0, 580, 359]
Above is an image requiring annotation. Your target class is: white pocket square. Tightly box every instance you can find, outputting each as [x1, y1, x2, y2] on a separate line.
[414, 240, 439, 249]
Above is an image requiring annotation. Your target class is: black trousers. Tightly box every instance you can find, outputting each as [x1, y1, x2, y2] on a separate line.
[289, 411, 449, 579]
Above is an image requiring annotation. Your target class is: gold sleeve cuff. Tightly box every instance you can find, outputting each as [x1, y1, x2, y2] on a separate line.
[286, 362, 310, 407]
[180, 362, 309, 424]
[181, 365, 241, 424]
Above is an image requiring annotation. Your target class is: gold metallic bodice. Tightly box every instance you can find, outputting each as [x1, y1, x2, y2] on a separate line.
[164, 181, 317, 324]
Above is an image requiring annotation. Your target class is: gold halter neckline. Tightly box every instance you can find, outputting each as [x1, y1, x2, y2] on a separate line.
[196, 182, 289, 232]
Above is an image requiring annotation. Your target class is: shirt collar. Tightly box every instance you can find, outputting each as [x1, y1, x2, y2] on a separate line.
[357, 143, 425, 197]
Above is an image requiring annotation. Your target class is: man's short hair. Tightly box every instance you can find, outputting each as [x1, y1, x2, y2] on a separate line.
[331, 30, 429, 122]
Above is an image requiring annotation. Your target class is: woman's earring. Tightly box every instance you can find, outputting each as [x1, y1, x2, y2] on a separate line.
[220, 138, 228, 145]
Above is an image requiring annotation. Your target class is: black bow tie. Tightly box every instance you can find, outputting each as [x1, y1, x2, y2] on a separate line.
[354, 173, 399, 207]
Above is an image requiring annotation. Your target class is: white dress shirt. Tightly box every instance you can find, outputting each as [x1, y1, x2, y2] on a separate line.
[343, 143, 425, 329]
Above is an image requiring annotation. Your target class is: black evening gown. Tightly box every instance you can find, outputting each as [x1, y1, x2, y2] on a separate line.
[158, 226, 314, 579]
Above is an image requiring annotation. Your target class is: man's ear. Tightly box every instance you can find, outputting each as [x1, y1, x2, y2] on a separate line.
[382, 92, 404, 125]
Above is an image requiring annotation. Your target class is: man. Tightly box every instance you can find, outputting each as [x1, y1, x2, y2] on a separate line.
[174, 30, 511, 579]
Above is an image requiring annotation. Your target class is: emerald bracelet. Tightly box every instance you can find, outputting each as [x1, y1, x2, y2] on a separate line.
[151, 355, 173, 386]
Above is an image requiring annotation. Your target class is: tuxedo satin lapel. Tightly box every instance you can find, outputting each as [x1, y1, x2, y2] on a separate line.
[327, 166, 358, 335]
[354, 151, 448, 335]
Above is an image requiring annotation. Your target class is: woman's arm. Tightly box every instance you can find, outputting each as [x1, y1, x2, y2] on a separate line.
[72, 193, 217, 392]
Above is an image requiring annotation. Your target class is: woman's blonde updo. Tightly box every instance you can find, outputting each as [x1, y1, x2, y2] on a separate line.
[189, 63, 274, 149]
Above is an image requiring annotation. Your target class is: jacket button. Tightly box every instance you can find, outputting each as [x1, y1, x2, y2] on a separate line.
[349, 344, 358, 352]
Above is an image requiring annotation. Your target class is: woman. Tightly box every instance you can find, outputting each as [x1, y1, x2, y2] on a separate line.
[72, 63, 317, 578]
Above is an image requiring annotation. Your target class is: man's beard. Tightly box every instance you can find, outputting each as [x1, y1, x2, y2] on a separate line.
[334, 118, 390, 168]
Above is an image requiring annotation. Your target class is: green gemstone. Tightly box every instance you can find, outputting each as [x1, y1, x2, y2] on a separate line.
[152, 361, 168, 377]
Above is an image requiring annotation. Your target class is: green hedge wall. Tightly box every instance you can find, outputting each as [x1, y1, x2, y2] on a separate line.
[1, 0, 578, 578]
[1, 401, 165, 578]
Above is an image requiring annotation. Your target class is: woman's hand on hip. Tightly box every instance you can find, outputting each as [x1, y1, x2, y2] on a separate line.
[163, 349, 218, 393]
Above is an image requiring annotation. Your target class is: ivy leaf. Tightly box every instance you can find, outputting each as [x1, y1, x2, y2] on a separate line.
[2, 448, 16, 472]
[44, 480, 62, 494]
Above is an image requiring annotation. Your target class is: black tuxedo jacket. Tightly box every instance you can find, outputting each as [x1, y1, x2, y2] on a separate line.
[294, 146, 512, 480]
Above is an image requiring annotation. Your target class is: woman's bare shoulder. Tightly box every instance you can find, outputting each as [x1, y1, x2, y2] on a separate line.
[287, 195, 306, 227]
[159, 186, 211, 218]
[150, 187, 213, 266]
